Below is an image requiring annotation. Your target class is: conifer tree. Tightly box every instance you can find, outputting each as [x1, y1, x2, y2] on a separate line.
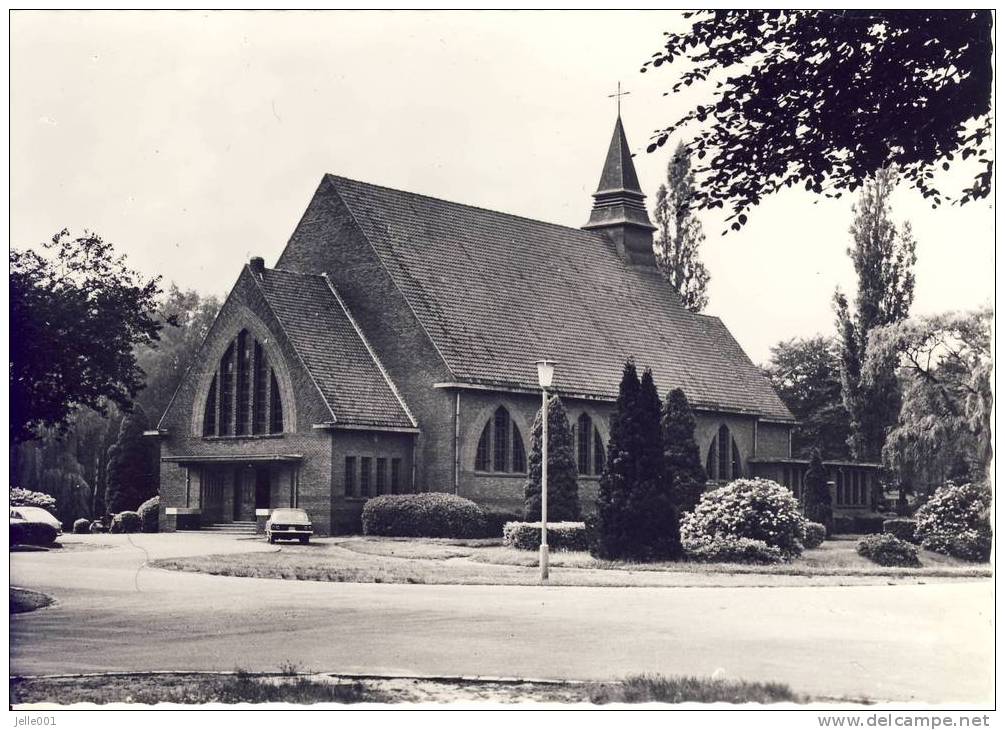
[661, 388, 707, 513]
[594, 362, 681, 561]
[523, 395, 580, 523]
[801, 449, 833, 533]
[105, 408, 158, 514]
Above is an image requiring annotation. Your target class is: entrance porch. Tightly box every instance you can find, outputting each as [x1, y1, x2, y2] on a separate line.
[160, 454, 303, 532]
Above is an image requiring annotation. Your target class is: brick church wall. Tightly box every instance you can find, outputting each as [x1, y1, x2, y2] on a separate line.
[756, 422, 792, 459]
[330, 429, 416, 534]
[157, 267, 337, 534]
[276, 179, 456, 496]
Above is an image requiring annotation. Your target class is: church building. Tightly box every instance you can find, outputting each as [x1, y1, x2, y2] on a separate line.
[154, 115, 878, 535]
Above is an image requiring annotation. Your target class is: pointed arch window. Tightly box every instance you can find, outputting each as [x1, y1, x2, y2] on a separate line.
[474, 406, 527, 474]
[203, 329, 285, 437]
[706, 423, 743, 482]
[573, 413, 606, 476]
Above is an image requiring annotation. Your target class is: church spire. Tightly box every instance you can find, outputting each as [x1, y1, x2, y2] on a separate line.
[583, 115, 657, 267]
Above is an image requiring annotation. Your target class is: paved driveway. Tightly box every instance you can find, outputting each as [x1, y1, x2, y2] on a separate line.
[10, 534, 994, 703]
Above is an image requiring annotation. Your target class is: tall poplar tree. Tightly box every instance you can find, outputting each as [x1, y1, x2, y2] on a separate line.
[833, 167, 916, 463]
[653, 142, 711, 312]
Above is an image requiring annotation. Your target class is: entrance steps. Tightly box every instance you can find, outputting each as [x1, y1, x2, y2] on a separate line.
[181, 521, 258, 537]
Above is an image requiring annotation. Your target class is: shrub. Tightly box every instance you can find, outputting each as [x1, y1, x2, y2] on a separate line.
[89, 519, 109, 534]
[361, 493, 486, 539]
[856, 534, 921, 567]
[481, 510, 523, 539]
[883, 518, 917, 543]
[915, 482, 992, 562]
[503, 522, 588, 551]
[683, 535, 783, 564]
[138, 496, 160, 533]
[110, 511, 142, 534]
[803, 522, 826, 549]
[680, 478, 807, 558]
[72, 518, 91, 535]
[10, 487, 57, 512]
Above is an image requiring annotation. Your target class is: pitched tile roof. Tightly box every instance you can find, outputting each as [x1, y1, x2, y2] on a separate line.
[326, 175, 794, 422]
[255, 267, 416, 430]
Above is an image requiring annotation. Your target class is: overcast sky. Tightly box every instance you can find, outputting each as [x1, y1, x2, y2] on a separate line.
[10, 10, 994, 364]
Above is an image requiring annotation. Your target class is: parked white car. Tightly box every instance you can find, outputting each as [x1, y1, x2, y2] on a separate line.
[265, 508, 313, 544]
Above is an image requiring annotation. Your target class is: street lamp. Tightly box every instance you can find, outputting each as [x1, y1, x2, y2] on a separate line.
[536, 359, 556, 582]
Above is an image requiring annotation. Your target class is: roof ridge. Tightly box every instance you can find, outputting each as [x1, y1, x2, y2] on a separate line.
[325, 173, 612, 240]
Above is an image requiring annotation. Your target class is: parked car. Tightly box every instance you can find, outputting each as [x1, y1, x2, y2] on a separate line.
[10, 507, 62, 546]
[265, 508, 313, 544]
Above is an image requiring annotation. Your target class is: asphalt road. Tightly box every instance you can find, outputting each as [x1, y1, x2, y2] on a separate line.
[10, 534, 995, 703]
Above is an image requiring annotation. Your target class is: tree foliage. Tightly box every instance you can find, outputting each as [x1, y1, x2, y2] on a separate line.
[661, 388, 707, 513]
[800, 449, 833, 532]
[594, 362, 681, 561]
[864, 307, 992, 493]
[642, 10, 993, 230]
[763, 336, 850, 460]
[104, 409, 159, 515]
[834, 167, 916, 462]
[10, 230, 165, 443]
[523, 395, 581, 523]
[134, 285, 221, 421]
[653, 143, 710, 312]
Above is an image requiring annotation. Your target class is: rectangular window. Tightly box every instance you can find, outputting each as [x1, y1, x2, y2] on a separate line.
[360, 457, 372, 497]
[391, 458, 402, 493]
[376, 458, 387, 495]
[344, 457, 357, 497]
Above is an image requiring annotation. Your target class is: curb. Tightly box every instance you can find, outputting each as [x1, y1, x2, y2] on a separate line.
[11, 670, 586, 686]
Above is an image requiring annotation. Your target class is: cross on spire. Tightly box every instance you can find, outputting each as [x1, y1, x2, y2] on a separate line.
[608, 81, 630, 117]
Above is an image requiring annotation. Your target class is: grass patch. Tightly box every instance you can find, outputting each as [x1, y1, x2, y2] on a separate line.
[590, 674, 805, 704]
[10, 588, 53, 614]
[10, 671, 825, 705]
[150, 537, 989, 589]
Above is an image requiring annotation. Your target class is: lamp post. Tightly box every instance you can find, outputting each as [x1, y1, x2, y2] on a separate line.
[536, 359, 556, 582]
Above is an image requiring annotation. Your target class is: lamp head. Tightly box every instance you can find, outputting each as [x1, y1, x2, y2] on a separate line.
[536, 359, 556, 389]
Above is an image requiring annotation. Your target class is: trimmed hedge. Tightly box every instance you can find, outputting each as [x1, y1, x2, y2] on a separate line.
[362, 493, 486, 539]
[110, 511, 142, 534]
[883, 518, 918, 544]
[832, 515, 886, 535]
[503, 522, 588, 551]
[683, 535, 783, 565]
[138, 496, 160, 533]
[856, 534, 921, 567]
[481, 510, 524, 539]
[803, 522, 826, 549]
[72, 518, 91, 535]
